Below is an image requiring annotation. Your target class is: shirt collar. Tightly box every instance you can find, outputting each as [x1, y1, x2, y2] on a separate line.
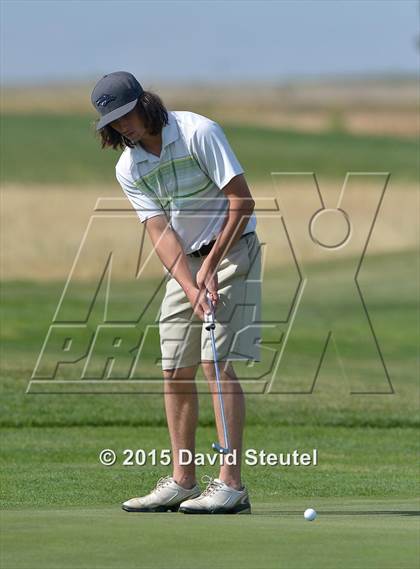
[132, 111, 179, 163]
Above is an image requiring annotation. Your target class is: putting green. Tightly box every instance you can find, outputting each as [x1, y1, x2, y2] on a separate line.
[1, 498, 418, 569]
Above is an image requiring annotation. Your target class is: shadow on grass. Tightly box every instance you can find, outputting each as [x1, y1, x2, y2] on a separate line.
[253, 510, 420, 517]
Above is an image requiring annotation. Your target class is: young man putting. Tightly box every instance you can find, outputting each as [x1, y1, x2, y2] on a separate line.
[91, 71, 261, 514]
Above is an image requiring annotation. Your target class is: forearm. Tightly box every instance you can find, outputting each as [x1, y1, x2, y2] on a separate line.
[150, 225, 196, 294]
[146, 215, 212, 320]
[205, 199, 254, 270]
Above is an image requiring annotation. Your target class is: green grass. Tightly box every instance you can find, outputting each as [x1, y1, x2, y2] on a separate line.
[1, 499, 419, 569]
[1, 424, 419, 568]
[1, 114, 418, 185]
[1, 248, 419, 568]
[1, 248, 418, 428]
[1, 425, 418, 509]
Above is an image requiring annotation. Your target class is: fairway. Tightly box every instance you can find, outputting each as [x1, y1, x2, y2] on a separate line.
[2, 499, 419, 569]
[1, 115, 418, 185]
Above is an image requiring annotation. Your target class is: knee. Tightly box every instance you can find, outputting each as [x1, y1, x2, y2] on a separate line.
[201, 361, 217, 379]
[202, 361, 243, 395]
[163, 369, 176, 381]
[163, 365, 198, 382]
[201, 361, 236, 381]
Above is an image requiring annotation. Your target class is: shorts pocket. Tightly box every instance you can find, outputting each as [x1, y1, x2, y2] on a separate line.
[219, 236, 251, 280]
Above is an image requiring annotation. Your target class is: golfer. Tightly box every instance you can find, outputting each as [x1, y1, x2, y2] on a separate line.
[91, 71, 261, 514]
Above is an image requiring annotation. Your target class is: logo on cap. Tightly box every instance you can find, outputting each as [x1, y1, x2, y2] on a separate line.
[96, 94, 117, 108]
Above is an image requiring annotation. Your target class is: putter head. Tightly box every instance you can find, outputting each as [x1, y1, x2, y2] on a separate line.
[212, 442, 230, 455]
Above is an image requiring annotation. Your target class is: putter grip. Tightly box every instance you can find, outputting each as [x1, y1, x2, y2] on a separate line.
[205, 292, 216, 330]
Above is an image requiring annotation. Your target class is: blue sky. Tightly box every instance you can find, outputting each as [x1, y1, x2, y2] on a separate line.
[1, 0, 418, 85]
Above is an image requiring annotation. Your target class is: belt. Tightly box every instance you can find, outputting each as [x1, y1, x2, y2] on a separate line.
[187, 231, 255, 258]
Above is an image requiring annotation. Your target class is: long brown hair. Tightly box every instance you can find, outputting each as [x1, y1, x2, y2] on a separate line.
[94, 91, 169, 150]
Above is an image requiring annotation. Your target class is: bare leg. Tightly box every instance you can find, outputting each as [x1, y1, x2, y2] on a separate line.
[163, 365, 199, 489]
[201, 361, 245, 489]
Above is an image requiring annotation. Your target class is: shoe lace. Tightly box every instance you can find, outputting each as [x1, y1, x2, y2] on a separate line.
[200, 475, 224, 497]
[153, 476, 172, 493]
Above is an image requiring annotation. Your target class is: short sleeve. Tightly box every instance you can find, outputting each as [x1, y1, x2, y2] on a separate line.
[191, 121, 244, 190]
[115, 167, 165, 223]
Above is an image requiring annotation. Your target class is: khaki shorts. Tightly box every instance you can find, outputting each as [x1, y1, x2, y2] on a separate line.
[159, 232, 262, 371]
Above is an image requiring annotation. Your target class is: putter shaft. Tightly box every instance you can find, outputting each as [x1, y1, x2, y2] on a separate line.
[206, 294, 230, 453]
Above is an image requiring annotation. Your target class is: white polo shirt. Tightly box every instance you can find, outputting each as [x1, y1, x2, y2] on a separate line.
[115, 110, 257, 254]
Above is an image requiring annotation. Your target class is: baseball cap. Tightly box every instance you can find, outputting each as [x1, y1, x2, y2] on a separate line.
[91, 71, 144, 130]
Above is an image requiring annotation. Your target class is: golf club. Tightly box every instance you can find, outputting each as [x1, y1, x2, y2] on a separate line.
[205, 292, 231, 454]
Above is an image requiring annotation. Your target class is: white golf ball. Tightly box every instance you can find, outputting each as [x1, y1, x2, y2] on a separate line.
[304, 508, 317, 521]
